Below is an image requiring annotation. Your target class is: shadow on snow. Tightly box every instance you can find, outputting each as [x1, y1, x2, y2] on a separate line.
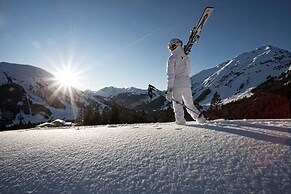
[188, 122, 291, 147]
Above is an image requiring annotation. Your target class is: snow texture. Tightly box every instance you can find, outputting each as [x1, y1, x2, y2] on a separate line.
[1, 120, 290, 194]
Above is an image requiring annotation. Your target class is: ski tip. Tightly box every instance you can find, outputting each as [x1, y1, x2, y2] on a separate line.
[206, 6, 214, 9]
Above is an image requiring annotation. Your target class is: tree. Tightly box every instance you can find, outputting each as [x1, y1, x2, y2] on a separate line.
[110, 102, 119, 124]
[210, 91, 221, 111]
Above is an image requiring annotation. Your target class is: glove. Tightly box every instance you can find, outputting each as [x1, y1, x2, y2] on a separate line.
[165, 88, 173, 102]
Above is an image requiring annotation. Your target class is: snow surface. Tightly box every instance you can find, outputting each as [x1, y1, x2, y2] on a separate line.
[1, 120, 290, 194]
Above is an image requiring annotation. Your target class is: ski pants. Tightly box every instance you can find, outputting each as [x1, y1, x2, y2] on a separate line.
[172, 87, 200, 123]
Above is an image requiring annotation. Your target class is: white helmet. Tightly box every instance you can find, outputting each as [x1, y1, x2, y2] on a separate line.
[168, 38, 182, 51]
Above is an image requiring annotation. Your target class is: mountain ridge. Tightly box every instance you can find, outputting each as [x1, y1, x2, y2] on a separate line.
[190, 45, 291, 106]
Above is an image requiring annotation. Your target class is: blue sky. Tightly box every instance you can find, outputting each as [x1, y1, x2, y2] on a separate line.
[0, 0, 291, 91]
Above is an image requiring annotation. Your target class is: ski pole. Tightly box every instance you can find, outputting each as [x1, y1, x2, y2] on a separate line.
[148, 84, 201, 116]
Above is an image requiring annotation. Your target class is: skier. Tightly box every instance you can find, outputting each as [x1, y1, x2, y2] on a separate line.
[166, 38, 206, 124]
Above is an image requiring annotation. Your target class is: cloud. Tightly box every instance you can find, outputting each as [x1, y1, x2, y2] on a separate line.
[32, 41, 42, 49]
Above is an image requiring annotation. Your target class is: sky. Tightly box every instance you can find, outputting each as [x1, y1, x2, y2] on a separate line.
[0, 0, 291, 91]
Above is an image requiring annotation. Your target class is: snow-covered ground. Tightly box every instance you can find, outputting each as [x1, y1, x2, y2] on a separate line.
[1, 120, 290, 194]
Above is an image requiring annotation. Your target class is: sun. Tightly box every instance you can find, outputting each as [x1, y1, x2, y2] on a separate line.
[54, 65, 81, 90]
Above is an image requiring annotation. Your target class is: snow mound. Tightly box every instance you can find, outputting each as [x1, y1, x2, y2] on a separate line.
[0, 120, 290, 193]
[37, 119, 74, 128]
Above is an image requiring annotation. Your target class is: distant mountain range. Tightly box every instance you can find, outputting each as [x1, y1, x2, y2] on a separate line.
[88, 86, 147, 98]
[1, 45, 290, 128]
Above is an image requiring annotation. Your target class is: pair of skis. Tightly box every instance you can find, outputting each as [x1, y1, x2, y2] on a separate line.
[184, 6, 214, 55]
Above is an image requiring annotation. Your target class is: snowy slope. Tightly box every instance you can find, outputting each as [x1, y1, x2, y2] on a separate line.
[191, 45, 291, 106]
[0, 62, 52, 86]
[0, 120, 290, 193]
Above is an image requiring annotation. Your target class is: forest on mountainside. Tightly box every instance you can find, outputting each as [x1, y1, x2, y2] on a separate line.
[206, 71, 291, 120]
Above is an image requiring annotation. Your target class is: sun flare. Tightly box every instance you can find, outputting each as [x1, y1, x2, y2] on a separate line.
[54, 65, 81, 90]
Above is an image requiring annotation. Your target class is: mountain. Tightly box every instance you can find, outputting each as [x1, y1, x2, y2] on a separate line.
[85, 87, 152, 110]
[88, 85, 169, 113]
[191, 45, 291, 106]
[93, 86, 147, 98]
[0, 62, 109, 128]
[1, 45, 290, 128]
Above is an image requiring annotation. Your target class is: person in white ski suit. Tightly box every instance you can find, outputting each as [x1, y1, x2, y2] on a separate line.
[166, 38, 206, 125]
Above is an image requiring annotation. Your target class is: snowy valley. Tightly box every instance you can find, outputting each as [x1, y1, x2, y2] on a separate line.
[0, 45, 291, 193]
[0, 45, 290, 128]
[1, 1, 291, 193]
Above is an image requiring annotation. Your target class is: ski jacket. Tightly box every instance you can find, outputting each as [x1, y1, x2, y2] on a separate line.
[166, 46, 191, 89]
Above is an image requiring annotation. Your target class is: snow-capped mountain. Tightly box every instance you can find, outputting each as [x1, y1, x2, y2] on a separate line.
[191, 45, 291, 106]
[0, 62, 108, 126]
[84, 87, 151, 110]
[92, 86, 147, 98]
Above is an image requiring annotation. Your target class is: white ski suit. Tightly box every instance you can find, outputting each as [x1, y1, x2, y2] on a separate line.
[166, 45, 204, 124]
